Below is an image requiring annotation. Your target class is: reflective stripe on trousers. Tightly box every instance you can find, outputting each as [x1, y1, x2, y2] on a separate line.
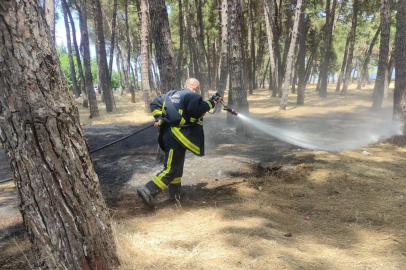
[151, 127, 186, 190]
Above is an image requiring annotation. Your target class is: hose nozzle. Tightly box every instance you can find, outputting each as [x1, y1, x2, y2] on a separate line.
[224, 107, 238, 115]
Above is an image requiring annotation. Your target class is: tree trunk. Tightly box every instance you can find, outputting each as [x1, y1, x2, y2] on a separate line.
[386, 46, 395, 91]
[297, 0, 306, 105]
[116, 51, 124, 93]
[357, 25, 381, 89]
[336, 25, 351, 92]
[62, 0, 80, 98]
[392, 0, 406, 145]
[149, 0, 178, 93]
[319, 0, 338, 97]
[247, 0, 254, 95]
[228, 0, 251, 137]
[341, 0, 359, 97]
[92, 0, 114, 112]
[108, 0, 118, 84]
[195, 0, 209, 98]
[0, 1, 120, 268]
[141, 0, 153, 112]
[372, 0, 391, 109]
[264, 0, 277, 96]
[177, 0, 184, 88]
[217, 0, 229, 99]
[280, 0, 303, 110]
[44, 0, 55, 40]
[124, 0, 136, 102]
[272, 0, 283, 97]
[78, 0, 100, 117]
[63, 0, 88, 107]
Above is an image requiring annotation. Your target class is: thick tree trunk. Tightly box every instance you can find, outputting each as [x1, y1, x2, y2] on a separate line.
[341, 0, 359, 97]
[297, 0, 306, 105]
[149, 0, 178, 93]
[0, 1, 120, 268]
[228, 0, 251, 137]
[78, 0, 100, 117]
[264, 0, 277, 96]
[217, 0, 229, 98]
[319, 0, 338, 97]
[372, 0, 391, 110]
[280, 0, 303, 110]
[92, 0, 114, 112]
[357, 25, 380, 89]
[392, 0, 406, 145]
[141, 0, 153, 112]
[44, 0, 55, 40]
[62, 0, 80, 98]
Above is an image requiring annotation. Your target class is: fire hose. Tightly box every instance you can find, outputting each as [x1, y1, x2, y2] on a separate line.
[0, 92, 237, 184]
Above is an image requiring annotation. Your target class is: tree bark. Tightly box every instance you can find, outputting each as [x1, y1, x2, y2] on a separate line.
[44, 0, 55, 40]
[148, 0, 178, 93]
[372, 0, 391, 110]
[393, 0, 406, 145]
[0, 1, 120, 268]
[141, 0, 153, 111]
[62, 0, 80, 98]
[228, 0, 251, 137]
[341, 0, 359, 96]
[280, 0, 303, 110]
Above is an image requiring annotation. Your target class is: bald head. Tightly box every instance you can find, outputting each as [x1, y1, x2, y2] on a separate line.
[184, 78, 200, 93]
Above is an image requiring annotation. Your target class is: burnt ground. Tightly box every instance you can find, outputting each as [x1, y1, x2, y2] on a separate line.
[0, 115, 300, 268]
[1, 86, 406, 269]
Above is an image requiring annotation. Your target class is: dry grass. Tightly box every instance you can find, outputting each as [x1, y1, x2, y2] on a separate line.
[88, 83, 406, 269]
[76, 92, 156, 126]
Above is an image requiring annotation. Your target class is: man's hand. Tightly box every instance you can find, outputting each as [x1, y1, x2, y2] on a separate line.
[154, 121, 160, 127]
[214, 98, 222, 105]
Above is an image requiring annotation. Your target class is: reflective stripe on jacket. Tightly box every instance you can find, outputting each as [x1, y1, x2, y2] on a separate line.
[149, 87, 215, 156]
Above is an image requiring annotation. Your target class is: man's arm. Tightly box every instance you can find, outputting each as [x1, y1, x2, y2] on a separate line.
[185, 93, 220, 117]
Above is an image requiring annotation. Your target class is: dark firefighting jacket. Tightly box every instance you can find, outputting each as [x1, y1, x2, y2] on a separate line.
[150, 87, 215, 156]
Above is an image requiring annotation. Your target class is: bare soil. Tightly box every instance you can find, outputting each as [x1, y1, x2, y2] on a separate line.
[1, 84, 406, 269]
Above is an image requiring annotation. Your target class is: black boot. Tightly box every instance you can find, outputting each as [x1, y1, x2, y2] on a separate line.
[168, 184, 186, 201]
[137, 185, 161, 209]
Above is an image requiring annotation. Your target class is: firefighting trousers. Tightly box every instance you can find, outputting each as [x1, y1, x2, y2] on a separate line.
[146, 127, 186, 194]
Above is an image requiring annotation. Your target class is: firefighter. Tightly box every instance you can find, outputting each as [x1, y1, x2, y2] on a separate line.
[137, 78, 221, 209]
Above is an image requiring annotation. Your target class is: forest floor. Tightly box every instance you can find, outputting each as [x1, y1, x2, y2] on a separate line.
[1, 82, 406, 269]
